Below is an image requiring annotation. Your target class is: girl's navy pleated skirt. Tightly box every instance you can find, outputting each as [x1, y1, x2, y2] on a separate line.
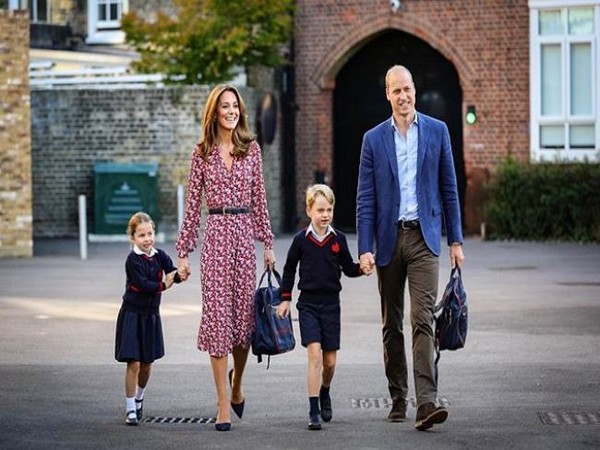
[115, 308, 165, 363]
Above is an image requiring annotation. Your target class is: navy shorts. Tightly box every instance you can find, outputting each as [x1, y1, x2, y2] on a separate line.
[297, 301, 341, 351]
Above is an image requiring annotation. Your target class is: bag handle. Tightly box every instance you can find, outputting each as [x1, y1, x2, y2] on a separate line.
[451, 266, 461, 279]
[434, 266, 462, 315]
[257, 267, 283, 289]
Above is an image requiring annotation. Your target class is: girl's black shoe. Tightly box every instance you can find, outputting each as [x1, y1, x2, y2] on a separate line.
[135, 398, 143, 421]
[125, 410, 138, 426]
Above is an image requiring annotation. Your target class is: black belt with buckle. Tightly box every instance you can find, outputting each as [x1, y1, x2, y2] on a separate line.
[208, 207, 250, 215]
[399, 219, 419, 230]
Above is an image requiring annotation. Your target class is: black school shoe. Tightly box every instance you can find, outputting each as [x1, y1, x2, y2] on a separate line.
[319, 391, 332, 422]
[308, 413, 322, 430]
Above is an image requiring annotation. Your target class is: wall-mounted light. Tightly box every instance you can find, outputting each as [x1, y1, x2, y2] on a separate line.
[465, 105, 477, 125]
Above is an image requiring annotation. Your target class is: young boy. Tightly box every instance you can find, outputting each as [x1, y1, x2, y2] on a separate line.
[277, 184, 365, 430]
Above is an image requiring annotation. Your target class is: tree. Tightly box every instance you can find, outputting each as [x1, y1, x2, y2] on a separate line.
[121, 0, 294, 84]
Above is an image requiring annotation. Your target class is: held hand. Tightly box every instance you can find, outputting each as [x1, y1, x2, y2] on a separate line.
[177, 257, 191, 281]
[264, 249, 276, 271]
[359, 252, 376, 276]
[450, 244, 465, 269]
[164, 270, 176, 289]
[276, 301, 290, 319]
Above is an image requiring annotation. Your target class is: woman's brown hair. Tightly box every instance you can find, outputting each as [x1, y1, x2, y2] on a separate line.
[196, 85, 255, 160]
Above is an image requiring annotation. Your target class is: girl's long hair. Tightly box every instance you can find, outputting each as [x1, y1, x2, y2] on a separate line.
[196, 85, 255, 160]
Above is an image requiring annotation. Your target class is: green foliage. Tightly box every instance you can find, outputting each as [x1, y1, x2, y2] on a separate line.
[485, 158, 600, 242]
[121, 0, 294, 84]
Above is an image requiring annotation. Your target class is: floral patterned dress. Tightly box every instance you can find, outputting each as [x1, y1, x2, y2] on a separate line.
[176, 141, 274, 357]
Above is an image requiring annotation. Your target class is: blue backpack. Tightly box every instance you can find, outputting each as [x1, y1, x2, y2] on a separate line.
[251, 269, 296, 367]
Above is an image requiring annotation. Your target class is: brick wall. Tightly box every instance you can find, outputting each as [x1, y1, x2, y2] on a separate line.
[51, 0, 79, 25]
[295, 0, 530, 233]
[30, 86, 283, 239]
[130, 0, 177, 20]
[0, 9, 32, 257]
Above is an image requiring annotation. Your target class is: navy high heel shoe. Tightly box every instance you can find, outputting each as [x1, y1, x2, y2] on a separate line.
[229, 369, 245, 419]
[215, 422, 231, 432]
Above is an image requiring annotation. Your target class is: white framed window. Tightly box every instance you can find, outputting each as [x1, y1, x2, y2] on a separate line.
[28, 0, 49, 22]
[8, 0, 49, 22]
[86, 0, 128, 45]
[529, 0, 600, 162]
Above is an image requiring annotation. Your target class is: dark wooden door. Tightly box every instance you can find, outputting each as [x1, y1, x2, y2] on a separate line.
[333, 30, 465, 232]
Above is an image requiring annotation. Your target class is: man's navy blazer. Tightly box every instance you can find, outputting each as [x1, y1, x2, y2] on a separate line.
[356, 112, 463, 267]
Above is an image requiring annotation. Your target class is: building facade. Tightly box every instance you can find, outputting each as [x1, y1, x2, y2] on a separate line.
[2, 0, 599, 253]
[293, 0, 600, 234]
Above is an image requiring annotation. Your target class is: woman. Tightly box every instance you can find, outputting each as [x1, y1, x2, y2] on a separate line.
[176, 85, 276, 432]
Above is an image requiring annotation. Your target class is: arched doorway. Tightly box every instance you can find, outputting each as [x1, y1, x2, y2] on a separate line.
[333, 29, 465, 232]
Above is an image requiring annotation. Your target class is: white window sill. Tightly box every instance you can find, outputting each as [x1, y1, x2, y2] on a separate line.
[86, 30, 125, 45]
[532, 149, 600, 163]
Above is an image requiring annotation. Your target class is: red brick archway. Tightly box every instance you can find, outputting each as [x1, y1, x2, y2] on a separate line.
[294, 2, 530, 235]
[311, 13, 476, 92]
[299, 13, 476, 231]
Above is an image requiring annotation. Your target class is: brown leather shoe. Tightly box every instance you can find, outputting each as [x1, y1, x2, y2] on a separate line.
[387, 399, 407, 422]
[414, 402, 448, 430]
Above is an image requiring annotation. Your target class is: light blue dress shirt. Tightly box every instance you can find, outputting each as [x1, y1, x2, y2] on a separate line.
[391, 116, 419, 221]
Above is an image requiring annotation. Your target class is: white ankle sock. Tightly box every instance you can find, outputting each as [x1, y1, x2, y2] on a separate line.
[126, 396, 135, 412]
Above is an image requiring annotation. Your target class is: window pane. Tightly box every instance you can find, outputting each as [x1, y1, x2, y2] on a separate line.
[540, 125, 565, 149]
[38, 0, 47, 22]
[541, 44, 562, 115]
[570, 125, 595, 148]
[571, 43, 592, 115]
[539, 10, 562, 35]
[98, 2, 106, 21]
[28, 0, 36, 21]
[110, 3, 118, 21]
[568, 8, 594, 35]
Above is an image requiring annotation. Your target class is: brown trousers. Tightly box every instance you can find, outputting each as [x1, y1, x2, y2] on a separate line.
[376, 227, 439, 406]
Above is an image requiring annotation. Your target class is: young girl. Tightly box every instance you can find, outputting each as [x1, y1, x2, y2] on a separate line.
[115, 211, 182, 425]
[277, 184, 365, 430]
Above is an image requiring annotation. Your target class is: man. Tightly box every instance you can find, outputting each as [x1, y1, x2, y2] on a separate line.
[356, 65, 465, 431]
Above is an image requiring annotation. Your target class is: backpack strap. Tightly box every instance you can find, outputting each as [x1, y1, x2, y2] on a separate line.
[255, 354, 272, 369]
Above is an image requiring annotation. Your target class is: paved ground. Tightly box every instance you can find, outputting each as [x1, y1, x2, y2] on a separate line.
[0, 235, 599, 449]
